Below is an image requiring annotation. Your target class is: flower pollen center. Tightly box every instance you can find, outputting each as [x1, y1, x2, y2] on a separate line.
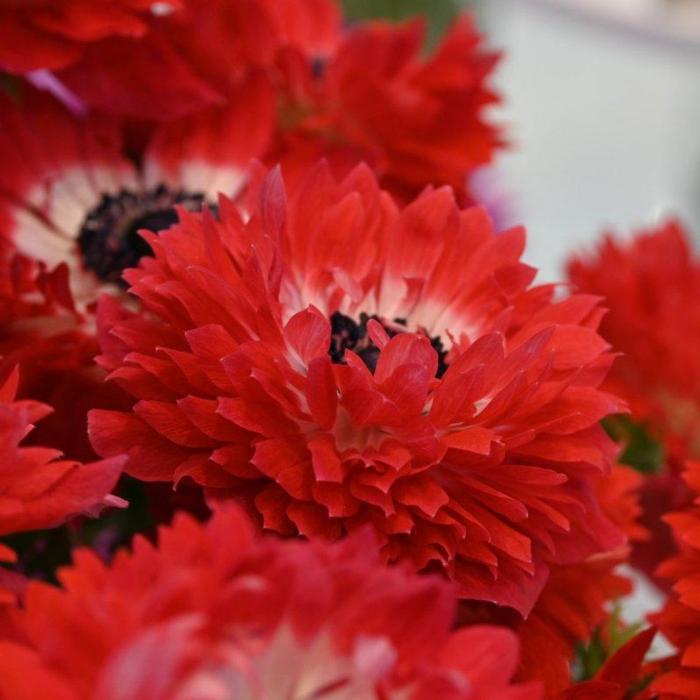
[78, 185, 207, 286]
[329, 311, 449, 376]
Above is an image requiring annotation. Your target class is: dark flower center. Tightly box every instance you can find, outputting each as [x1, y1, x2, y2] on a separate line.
[329, 311, 449, 377]
[77, 185, 207, 286]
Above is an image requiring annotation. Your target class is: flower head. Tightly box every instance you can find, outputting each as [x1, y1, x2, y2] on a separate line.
[0, 365, 124, 540]
[568, 220, 700, 462]
[0, 505, 541, 700]
[0, 86, 267, 308]
[90, 163, 625, 617]
[651, 461, 700, 698]
[0, 0, 165, 73]
[270, 15, 502, 201]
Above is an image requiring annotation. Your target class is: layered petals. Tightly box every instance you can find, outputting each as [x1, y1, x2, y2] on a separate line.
[0, 366, 124, 538]
[652, 461, 700, 698]
[90, 164, 626, 616]
[0, 0, 160, 73]
[0, 506, 540, 700]
[0, 86, 260, 307]
[272, 15, 502, 201]
[568, 220, 700, 463]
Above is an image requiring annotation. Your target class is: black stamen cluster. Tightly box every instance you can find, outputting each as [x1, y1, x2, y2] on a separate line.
[78, 185, 207, 286]
[329, 311, 448, 376]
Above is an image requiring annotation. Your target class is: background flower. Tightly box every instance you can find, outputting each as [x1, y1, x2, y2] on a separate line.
[0, 505, 541, 700]
[0, 86, 267, 307]
[651, 461, 700, 699]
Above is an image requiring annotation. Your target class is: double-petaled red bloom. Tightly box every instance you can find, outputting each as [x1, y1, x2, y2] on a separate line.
[0, 357, 124, 603]
[0, 86, 268, 308]
[0, 366, 123, 537]
[90, 163, 625, 617]
[569, 221, 700, 584]
[0, 505, 541, 700]
[568, 220, 700, 463]
[651, 461, 700, 699]
[515, 464, 645, 695]
[267, 15, 501, 201]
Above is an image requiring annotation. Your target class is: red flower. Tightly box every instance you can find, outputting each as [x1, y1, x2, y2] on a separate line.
[0, 0, 164, 73]
[568, 220, 700, 583]
[269, 15, 502, 201]
[90, 163, 625, 616]
[0, 362, 124, 603]
[516, 464, 644, 695]
[0, 0, 340, 121]
[651, 461, 700, 699]
[568, 220, 700, 463]
[0, 86, 270, 308]
[0, 366, 123, 534]
[0, 505, 541, 700]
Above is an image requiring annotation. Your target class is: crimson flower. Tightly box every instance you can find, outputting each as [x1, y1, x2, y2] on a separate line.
[0, 505, 541, 700]
[568, 220, 700, 463]
[268, 15, 501, 202]
[568, 220, 700, 584]
[0, 361, 124, 601]
[651, 461, 700, 699]
[0, 0, 167, 73]
[0, 86, 269, 308]
[90, 163, 625, 617]
[515, 464, 645, 695]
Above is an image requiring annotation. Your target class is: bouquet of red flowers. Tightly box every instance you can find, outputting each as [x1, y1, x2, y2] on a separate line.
[0, 2, 696, 698]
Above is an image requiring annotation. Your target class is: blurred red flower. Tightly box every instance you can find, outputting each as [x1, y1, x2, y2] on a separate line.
[0, 0, 165, 73]
[569, 220, 700, 583]
[651, 461, 700, 699]
[568, 220, 700, 464]
[0, 361, 124, 603]
[268, 15, 502, 202]
[90, 163, 625, 617]
[0, 86, 269, 308]
[0, 506, 541, 700]
[516, 464, 645, 695]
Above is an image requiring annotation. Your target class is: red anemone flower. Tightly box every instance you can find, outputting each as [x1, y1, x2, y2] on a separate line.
[568, 220, 700, 583]
[651, 461, 700, 699]
[515, 464, 645, 695]
[90, 163, 625, 617]
[0, 0, 169, 73]
[0, 86, 270, 309]
[0, 505, 541, 700]
[568, 220, 700, 463]
[0, 366, 124, 535]
[268, 15, 502, 202]
[0, 361, 124, 603]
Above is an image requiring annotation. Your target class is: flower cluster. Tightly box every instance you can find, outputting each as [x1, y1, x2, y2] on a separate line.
[0, 0, 694, 697]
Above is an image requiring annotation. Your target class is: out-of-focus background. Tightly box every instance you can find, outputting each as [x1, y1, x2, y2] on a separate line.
[343, 0, 700, 280]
